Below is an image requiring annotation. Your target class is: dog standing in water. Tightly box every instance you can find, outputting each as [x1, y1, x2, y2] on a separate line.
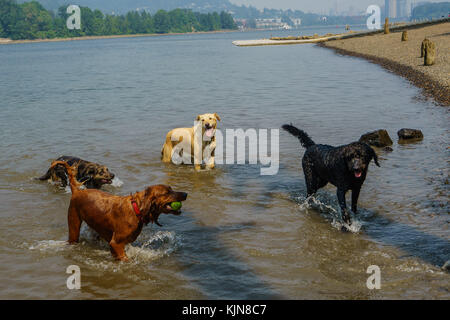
[161, 113, 221, 170]
[282, 124, 379, 226]
[50, 161, 187, 261]
[38, 156, 114, 189]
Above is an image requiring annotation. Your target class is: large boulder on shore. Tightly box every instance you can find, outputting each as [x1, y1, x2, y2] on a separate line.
[359, 129, 393, 147]
[397, 128, 423, 141]
[424, 40, 436, 66]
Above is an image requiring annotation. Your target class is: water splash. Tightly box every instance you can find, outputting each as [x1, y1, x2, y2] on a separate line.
[294, 193, 363, 233]
[111, 176, 123, 188]
[28, 240, 69, 252]
[26, 226, 179, 269]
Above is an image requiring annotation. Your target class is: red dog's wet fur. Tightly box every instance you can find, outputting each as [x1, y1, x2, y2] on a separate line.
[50, 161, 187, 261]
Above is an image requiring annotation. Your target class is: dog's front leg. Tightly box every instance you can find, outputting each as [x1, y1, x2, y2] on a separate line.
[337, 188, 351, 225]
[351, 187, 361, 214]
[204, 141, 216, 170]
[67, 205, 81, 244]
[109, 237, 128, 262]
[193, 134, 202, 171]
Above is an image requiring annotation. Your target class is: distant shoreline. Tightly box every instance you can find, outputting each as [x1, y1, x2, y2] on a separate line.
[0, 29, 238, 45]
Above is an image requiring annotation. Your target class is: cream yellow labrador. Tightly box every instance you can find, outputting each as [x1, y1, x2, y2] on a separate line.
[161, 113, 221, 170]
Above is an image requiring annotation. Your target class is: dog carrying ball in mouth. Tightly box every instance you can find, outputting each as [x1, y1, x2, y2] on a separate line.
[50, 160, 188, 262]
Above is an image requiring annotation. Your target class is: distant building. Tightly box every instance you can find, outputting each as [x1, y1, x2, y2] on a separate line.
[255, 18, 284, 29]
[290, 18, 302, 27]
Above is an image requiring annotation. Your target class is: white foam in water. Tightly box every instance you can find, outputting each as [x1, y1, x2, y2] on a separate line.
[296, 194, 363, 233]
[125, 231, 178, 263]
[396, 261, 444, 274]
[27, 226, 178, 272]
[28, 240, 68, 252]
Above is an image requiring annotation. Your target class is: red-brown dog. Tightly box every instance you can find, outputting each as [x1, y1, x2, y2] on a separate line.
[51, 161, 187, 261]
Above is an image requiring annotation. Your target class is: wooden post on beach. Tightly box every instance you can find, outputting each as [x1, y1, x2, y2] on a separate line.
[421, 38, 430, 58]
[424, 40, 436, 66]
[401, 31, 408, 41]
[384, 18, 390, 34]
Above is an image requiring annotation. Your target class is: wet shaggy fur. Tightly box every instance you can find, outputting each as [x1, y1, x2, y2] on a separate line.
[50, 161, 188, 261]
[38, 156, 115, 189]
[282, 124, 380, 225]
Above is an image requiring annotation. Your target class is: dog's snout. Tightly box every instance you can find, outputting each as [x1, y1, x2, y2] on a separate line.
[353, 159, 362, 169]
[179, 192, 188, 200]
[110, 173, 115, 179]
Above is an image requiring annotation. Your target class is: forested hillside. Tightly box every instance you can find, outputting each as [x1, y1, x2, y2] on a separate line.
[0, 0, 236, 40]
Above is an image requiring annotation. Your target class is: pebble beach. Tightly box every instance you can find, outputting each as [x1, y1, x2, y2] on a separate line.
[320, 22, 450, 106]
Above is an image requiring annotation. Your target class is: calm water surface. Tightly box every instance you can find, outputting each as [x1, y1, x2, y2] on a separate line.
[0, 28, 449, 299]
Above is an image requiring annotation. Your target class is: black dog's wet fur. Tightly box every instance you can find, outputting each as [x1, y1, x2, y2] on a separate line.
[282, 124, 379, 225]
[38, 156, 114, 189]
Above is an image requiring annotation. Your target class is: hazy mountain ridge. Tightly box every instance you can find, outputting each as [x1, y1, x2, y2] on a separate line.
[15, 0, 373, 25]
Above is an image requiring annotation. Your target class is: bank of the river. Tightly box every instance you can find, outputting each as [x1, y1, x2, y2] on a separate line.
[320, 21, 450, 106]
[0, 29, 238, 45]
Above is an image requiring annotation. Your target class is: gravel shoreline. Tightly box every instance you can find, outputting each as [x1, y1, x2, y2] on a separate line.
[319, 22, 450, 106]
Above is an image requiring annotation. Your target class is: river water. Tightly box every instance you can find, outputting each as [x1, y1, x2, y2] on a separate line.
[0, 27, 448, 299]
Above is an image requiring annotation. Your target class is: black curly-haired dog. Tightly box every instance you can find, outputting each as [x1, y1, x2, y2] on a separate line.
[282, 124, 379, 225]
[38, 156, 115, 189]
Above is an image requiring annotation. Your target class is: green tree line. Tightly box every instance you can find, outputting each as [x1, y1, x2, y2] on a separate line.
[0, 0, 237, 40]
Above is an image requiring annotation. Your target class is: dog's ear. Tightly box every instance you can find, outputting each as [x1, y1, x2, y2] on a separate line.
[214, 113, 221, 121]
[369, 147, 380, 167]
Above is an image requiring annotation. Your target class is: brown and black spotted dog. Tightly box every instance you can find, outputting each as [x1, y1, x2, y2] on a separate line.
[38, 156, 115, 189]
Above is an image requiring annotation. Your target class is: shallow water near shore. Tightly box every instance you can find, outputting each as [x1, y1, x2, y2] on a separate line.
[0, 28, 449, 299]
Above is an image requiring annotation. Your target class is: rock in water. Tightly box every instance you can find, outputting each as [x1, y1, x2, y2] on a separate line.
[424, 40, 436, 66]
[442, 260, 450, 272]
[397, 128, 424, 142]
[384, 18, 390, 34]
[401, 31, 408, 41]
[359, 129, 393, 147]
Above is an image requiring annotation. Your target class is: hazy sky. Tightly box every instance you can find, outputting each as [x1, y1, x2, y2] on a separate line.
[229, 0, 439, 14]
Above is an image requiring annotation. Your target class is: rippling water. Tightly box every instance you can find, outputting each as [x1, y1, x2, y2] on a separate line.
[0, 27, 448, 299]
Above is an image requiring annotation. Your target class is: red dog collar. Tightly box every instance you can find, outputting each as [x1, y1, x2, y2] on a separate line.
[131, 200, 141, 219]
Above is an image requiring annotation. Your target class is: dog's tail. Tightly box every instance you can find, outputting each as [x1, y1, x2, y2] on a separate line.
[282, 124, 315, 148]
[49, 161, 83, 192]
